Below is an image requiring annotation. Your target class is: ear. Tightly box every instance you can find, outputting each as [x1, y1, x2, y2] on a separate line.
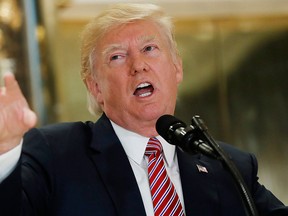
[174, 56, 183, 84]
[85, 76, 103, 105]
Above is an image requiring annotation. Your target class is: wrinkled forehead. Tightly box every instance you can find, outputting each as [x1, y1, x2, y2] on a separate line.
[102, 34, 157, 53]
[96, 20, 169, 51]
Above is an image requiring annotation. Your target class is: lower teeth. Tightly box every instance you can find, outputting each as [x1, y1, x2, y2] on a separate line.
[139, 92, 152, 97]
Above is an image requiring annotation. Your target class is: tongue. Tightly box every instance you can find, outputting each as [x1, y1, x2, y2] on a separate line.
[134, 86, 154, 97]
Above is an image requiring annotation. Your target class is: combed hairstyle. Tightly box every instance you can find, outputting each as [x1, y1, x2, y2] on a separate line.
[80, 3, 179, 115]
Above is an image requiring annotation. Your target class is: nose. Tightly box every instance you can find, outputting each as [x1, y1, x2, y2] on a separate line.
[130, 55, 149, 75]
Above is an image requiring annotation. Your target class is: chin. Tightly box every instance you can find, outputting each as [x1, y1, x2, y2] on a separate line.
[140, 108, 173, 122]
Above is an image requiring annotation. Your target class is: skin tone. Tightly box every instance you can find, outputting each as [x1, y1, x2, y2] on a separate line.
[0, 73, 37, 154]
[0, 19, 183, 154]
[86, 20, 183, 137]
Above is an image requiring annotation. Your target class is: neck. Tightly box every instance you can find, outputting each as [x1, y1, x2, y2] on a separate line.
[109, 117, 158, 137]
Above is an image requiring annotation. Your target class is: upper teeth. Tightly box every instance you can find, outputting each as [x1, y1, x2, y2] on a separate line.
[137, 82, 150, 88]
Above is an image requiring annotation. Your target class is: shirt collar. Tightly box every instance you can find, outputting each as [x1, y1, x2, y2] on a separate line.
[110, 120, 176, 167]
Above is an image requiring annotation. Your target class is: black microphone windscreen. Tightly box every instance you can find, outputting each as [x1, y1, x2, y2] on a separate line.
[156, 115, 186, 141]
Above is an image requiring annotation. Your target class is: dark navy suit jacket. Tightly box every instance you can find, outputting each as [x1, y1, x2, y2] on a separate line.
[0, 113, 287, 215]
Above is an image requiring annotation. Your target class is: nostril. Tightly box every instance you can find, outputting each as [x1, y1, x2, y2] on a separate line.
[131, 60, 149, 75]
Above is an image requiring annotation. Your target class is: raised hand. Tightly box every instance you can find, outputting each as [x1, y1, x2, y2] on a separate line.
[0, 73, 37, 154]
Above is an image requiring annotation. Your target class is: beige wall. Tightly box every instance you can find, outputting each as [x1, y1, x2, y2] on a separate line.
[53, 21, 98, 122]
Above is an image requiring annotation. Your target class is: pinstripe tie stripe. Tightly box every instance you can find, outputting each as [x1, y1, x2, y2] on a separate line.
[145, 137, 185, 216]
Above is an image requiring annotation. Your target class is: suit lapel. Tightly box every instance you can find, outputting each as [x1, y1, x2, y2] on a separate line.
[88, 114, 146, 216]
[87, 114, 223, 216]
[177, 148, 221, 216]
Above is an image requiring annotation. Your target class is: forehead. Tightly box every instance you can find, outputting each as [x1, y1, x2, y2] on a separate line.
[98, 20, 166, 50]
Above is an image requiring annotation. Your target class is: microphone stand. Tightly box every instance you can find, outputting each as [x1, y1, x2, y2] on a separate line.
[189, 115, 259, 216]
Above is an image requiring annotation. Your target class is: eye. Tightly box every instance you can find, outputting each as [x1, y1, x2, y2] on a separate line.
[110, 54, 123, 61]
[107, 52, 126, 66]
[143, 45, 157, 52]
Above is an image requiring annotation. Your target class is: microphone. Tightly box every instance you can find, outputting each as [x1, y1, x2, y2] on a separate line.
[156, 114, 258, 216]
[156, 114, 217, 158]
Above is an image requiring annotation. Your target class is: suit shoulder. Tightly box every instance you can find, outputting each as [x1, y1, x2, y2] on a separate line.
[218, 142, 255, 161]
[24, 121, 95, 144]
[218, 142, 258, 182]
[40, 121, 94, 134]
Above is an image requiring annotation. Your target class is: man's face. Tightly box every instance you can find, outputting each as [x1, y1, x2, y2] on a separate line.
[88, 20, 183, 136]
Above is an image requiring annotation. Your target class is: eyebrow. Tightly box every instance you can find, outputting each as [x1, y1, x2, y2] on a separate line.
[102, 44, 126, 58]
[102, 35, 158, 57]
[140, 35, 157, 43]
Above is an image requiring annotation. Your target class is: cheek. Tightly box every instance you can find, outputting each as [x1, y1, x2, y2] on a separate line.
[165, 65, 182, 85]
[101, 75, 126, 102]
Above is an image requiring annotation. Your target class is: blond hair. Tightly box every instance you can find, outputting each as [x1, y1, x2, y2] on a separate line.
[80, 3, 179, 115]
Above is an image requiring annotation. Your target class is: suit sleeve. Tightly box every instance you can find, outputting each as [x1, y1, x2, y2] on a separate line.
[249, 153, 288, 216]
[0, 162, 22, 215]
[0, 128, 54, 216]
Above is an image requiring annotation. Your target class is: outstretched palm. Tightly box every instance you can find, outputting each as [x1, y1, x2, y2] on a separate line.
[0, 73, 37, 154]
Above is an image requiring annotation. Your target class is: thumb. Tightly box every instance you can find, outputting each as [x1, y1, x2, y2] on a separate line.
[22, 107, 37, 128]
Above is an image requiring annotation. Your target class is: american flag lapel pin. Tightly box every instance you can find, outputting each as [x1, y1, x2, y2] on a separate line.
[196, 164, 208, 173]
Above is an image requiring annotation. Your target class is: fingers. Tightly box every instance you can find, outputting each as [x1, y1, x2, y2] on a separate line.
[0, 73, 37, 153]
[0, 73, 27, 108]
[0, 86, 6, 95]
[4, 72, 19, 91]
[0, 73, 17, 96]
[0, 72, 37, 128]
[5, 75, 37, 128]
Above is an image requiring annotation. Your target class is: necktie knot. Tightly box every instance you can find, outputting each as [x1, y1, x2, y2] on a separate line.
[145, 137, 162, 157]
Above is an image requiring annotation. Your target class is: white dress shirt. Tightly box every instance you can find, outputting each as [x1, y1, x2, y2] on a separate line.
[110, 120, 185, 215]
[0, 140, 22, 182]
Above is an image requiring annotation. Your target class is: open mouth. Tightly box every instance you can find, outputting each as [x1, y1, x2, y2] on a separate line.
[133, 82, 154, 97]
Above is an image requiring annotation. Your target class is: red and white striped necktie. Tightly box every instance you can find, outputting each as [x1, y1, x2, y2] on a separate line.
[145, 137, 185, 216]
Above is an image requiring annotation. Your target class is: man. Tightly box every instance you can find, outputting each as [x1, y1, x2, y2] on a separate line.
[0, 3, 287, 216]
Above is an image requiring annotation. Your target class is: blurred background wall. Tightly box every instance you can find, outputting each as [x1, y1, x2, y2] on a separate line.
[1, 0, 288, 204]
